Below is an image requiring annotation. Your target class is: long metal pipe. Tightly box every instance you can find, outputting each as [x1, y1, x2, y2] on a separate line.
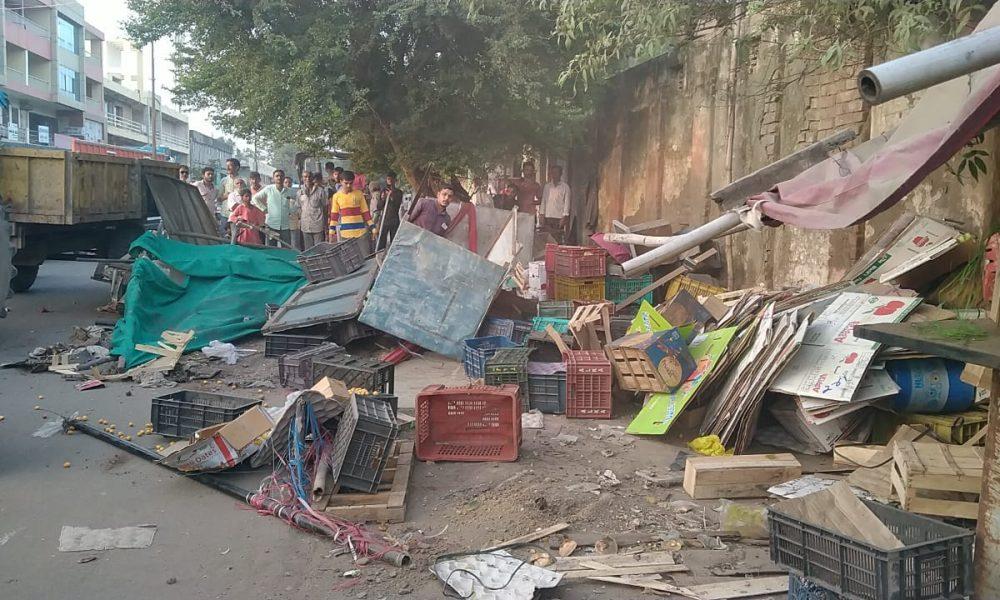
[621, 211, 742, 276]
[858, 26, 1000, 104]
[67, 418, 410, 567]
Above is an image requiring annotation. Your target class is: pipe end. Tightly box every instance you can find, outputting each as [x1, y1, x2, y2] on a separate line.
[857, 71, 882, 105]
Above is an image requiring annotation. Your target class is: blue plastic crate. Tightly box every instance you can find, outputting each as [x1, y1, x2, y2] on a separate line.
[511, 320, 532, 345]
[462, 336, 517, 379]
[479, 317, 515, 339]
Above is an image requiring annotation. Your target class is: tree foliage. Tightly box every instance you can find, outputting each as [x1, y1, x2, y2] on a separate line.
[544, 0, 987, 87]
[126, 0, 593, 188]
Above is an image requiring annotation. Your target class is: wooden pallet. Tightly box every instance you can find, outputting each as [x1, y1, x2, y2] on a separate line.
[568, 302, 612, 350]
[322, 440, 413, 523]
[890, 441, 983, 520]
[605, 347, 662, 392]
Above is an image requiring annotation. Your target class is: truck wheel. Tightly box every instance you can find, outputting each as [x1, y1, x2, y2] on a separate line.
[11, 265, 38, 293]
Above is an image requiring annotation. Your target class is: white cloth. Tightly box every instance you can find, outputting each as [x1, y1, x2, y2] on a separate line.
[540, 181, 570, 218]
[226, 191, 241, 212]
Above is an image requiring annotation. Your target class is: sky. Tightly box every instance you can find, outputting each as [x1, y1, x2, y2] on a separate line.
[79, 0, 227, 141]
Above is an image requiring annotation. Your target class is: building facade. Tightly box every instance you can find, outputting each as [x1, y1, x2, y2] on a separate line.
[1, 0, 106, 147]
[188, 129, 234, 172]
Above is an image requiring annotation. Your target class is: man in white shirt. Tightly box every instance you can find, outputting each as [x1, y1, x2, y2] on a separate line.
[540, 165, 570, 243]
[194, 167, 224, 235]
[469, 176, 492, 208]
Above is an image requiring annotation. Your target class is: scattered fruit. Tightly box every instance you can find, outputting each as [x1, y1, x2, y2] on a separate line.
[137, 431, 144, 437]
[37, 395, 44, 400]
[79, 415, 88, 421]
[125, 436, 131, 441]
[33, 405, 41, 410]
[0, 416, 5, 422]
[63, 462, 71, 468]
[128, 422, 134, 427]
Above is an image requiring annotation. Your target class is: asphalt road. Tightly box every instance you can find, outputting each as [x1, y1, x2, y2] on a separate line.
[0, 261, 365, 599]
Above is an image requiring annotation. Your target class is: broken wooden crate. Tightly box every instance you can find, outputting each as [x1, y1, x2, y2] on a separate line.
[605, 328, 695, 392]
[890, 441, 984, 520]
[323, 439, 413, 523]
[683, 453, 802, 499]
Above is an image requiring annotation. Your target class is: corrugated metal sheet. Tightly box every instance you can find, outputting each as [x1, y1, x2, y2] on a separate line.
[144, 173, 219, 245]
[359, 222, 506, 358]
[262, 258, 378, 334]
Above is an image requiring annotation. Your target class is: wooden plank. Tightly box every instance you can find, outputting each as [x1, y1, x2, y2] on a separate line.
[482, 522, 570, 552]
[323, 440, 413, 523]
[561, 563, 688, 579]
[687, 576, 791, 599]
[683, 453, 802, 499]
[552, 551, 676, 571]
[615, 264, 688, 312]
[545, 325, 571, 355]
[854, 320, 1000, 369]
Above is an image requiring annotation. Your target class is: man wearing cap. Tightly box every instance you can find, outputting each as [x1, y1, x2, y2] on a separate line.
[328, 170, 374, 246]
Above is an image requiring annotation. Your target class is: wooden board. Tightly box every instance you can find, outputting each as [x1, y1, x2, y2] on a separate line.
[589, 575, 787, 599]
[323, 440, 413, 523]
[560, 563, 688, 579]
[552, 550, 675, 572]
[891, 441, 983, 520]
[854, 320, 1000, 369]
[683, 453, 802, 499]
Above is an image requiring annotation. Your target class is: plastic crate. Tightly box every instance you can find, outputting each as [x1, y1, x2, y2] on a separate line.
[788, 574, 839, 600]
[898, 409, 988, 445]
[553, 245, 607, 278]
[479, 316, 515, 340]
[462, 336, 517, 379]
[769, 498, 974, 600]
[485, 348, 534, 412]
[553, 275, 605, 302]
[527, 362, 566, 414]
[665, 275, 725, 302]
[610, 315, 632, 341]
[263, 331, 330, 358]
[336, 395, 399, 493]
[564, 350, 613, 419]
[329, 318, 378, 346]
[312, 354, 394, 393]
[296, 237, 367, 283]
[367, 393, 399, 417]
[605, 274, 654, 306]
[538, 300, 576, 319]
[544, 243, 557, 273]
[511, 320, 532, 345]
[151, 390, 261, 438]
[415, 384, 522, 462]
[265, 302, 280, 320]
[531, 316, 570, 334]
[278, 342, 345, 388]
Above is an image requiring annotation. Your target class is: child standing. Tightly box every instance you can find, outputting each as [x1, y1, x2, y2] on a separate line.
[229, 188, 266, 245]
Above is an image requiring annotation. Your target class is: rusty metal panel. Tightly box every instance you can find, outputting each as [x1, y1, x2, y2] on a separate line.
[262, 258, 378, 334]
[358, 222, 506, 359]
[144, 172, 219, 244]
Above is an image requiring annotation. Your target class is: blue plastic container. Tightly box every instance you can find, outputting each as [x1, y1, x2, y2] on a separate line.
[885, 358, 976, 414]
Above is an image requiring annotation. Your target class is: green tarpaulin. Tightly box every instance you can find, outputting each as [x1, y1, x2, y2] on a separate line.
[112, 232, 306, 368]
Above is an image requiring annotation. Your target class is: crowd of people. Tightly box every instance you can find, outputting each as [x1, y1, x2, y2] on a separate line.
[179, 157, 572, 251]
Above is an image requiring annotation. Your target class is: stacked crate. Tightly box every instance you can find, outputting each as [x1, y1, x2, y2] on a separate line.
[564, 350, 613, 419]
[551, 245, 607, 302]
[484, 347, 534, 412]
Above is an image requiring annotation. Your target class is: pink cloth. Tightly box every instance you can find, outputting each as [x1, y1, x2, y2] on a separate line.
[590, 233, 632, 264]
[229, 203, 265, 245]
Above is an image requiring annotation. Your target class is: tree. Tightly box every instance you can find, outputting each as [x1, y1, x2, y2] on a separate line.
[544, 0, 987, 88]
[126, 0, 594, 191]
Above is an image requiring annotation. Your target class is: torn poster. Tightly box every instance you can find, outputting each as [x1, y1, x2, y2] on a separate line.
[771, 293, 920, 402]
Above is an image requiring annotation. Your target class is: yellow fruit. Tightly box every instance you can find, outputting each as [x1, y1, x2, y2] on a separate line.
[125, 436, 132, 441]
[33, 405, 41, 410]
[0, 416, 5, 422]
[128, 422, 134, 427]
[80, 415, 88, 421]
[37, 395, 44, 400]
[63, 462, 71, 468]
[137, 431, 144, 437]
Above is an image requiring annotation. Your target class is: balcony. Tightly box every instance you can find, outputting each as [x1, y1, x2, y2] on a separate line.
[106, 112, 148, 135]
[28, 74, 50, 90]
[6, 65, 25, 82]
[158, 130, 190, 151]
[7, 11, 48, 36]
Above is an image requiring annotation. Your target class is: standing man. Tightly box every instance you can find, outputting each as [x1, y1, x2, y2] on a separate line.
[252, 169, 293, 247]
[298, 171, 327, 250]
[325, 163, 342, 195]
[195, 167, 224, 235]
[407, 185, 454, 237]
[376, 171, 404, 251]
[284, 175, 301, 250]
[469, 176, 493, 208]
[540, 165, 571, 243]
[219, 158, 242, 200]
[328, 171, 374, 248]
[514, 161, 542, 217]
[178, 165, 190, 181]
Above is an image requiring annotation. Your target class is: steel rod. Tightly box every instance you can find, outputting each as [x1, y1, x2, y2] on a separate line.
[621, 211, 742, 276]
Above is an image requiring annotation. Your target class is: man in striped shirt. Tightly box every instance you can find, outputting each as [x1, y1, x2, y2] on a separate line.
[328, 170, 374, 245]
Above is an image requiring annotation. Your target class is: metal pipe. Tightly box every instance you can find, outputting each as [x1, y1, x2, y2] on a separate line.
[858, 26, 1000, 105]
[66, 418, 410, 567]
[621, 211, 742, 276]
[606, 223, 749, 247]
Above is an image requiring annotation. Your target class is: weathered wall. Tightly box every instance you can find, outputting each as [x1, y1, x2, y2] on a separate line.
[592, 25, 1000, 290]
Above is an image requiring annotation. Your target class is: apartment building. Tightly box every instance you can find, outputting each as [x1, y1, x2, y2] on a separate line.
[103, 38, 189, 163]
[1, 0, 106, 147]
[189, 129, 234, 172]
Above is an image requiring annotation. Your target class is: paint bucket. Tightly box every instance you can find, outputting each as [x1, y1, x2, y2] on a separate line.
[885, 358, 976, 414]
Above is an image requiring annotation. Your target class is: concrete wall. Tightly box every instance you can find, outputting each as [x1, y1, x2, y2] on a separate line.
[591, 25, 1000, 290]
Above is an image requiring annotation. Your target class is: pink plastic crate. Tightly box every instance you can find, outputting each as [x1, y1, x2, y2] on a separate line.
[564, 350, 613, 419]
[553, 245, 608, 278]
[415, 385, 522, 462]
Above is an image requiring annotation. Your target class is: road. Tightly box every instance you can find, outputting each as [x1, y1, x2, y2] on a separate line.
[0, 261, 385, 599]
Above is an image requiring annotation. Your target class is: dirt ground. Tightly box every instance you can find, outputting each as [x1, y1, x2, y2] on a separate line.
[0, 261, 789, 599]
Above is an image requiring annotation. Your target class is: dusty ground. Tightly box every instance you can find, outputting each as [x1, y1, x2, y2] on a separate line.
[0, 260, 786, 599]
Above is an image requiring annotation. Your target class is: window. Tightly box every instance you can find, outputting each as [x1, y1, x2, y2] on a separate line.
[57, 16, 77, 53]
[59, 66, 78, 99]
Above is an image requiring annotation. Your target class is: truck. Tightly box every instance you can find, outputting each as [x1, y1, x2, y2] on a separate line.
[0, 145, 178, 292]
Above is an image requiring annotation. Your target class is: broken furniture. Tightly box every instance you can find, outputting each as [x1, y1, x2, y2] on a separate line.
[890, 441, 984, 520]
[323, 440, 413, 523]
[262, 257, 378, 335]
[567, 302, 613, 351]
[415, 385, 522, 462]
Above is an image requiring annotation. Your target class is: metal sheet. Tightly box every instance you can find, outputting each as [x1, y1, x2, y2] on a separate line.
[144, 173, 219, 245]
[262, 258, 378, 334]
[359, 221, 506, 359]
[0, 205, 11, 316]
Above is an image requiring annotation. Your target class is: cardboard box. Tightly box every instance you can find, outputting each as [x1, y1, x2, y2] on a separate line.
[159, 406, 273, 472]
[606, 328, 696, 392]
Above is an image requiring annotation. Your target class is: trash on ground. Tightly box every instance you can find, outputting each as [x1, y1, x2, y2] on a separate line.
[58, 525, 157, 552]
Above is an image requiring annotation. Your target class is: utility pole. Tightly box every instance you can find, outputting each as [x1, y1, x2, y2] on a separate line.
[149, 41, 158, 161]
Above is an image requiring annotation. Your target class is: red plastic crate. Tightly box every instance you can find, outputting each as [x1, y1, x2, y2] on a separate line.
[544, 243, 558, 273]
[564, 351, 613, 419]
[415, 385, 522, 462]
[553, 245, 607, 278]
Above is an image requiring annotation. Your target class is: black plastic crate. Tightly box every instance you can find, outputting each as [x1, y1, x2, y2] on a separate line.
[312, 354, 394, 394]
[278, 342, 345, 388]
[334, 395, 399, 493]
[264, 331, 330, 358]
[769, 498, 974, 600]
[511, 320, 532, 345]
[151, 389, 261, 438]
[329, 318, 378, 346]
[296, 237, 367, 283]
[527, 365, 566, 414]
[368, 393, 399, 417]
